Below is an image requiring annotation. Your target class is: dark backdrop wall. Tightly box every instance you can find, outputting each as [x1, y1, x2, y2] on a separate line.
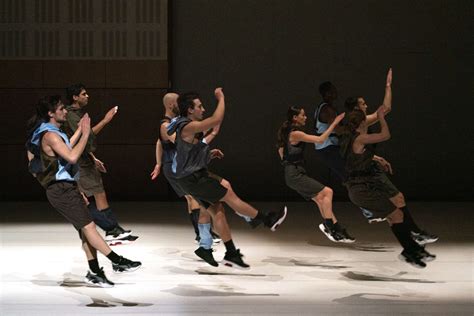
[171, 0, 473, 201]
[1, 0, 472, 201]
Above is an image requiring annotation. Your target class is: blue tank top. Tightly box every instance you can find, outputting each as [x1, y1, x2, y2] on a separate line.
[314, 102, 339, 150]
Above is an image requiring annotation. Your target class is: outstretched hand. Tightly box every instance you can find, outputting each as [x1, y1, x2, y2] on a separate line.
[103, 106, 118, 124]
[210, 149, 224, 159]
[386, 68, 392, 87]
[333, 112, 345, 125]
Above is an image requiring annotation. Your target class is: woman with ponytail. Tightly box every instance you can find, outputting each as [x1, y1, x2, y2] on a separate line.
[339, 107, 437, 268]
[277, 106, 355, 243]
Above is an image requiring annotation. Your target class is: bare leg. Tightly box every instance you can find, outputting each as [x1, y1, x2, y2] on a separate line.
[94, 191, 109, 210]
[311, 187, 337, 223]
[82, 237, 98, 261]
[80, 222, 113, 256]
[220, 187, 258, 218]
[205, 202, 231, 242]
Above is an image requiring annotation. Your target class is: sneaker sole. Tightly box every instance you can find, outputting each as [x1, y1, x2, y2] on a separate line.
[107, 239, 137, 246]
[339, 238, 356, 244]
[105, 231, 132, 241]
[421, 256, 436, 262]
[318, 224, 337, 242]
[397, 254, 426, 268]
[414, 238, 439, 245]
[84, 277, 114, 288]
[368, 218, 386, 224]
[270, 206, 288, 232]
[113, 264, 142, 273]
[221, 259, 250, 270]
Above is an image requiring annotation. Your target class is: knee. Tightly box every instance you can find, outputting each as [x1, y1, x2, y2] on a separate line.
[82, 221, 96, 231]
[315, 187, 332, 203]
[387, 208, 404, 223]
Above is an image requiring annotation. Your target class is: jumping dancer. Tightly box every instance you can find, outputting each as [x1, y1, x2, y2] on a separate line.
[26, 96, 141, 287]
[169, 88, 287, 269]
[340, 107, 436, 268]
[277, 106, 354, 242]
[63, 83, 136, 245]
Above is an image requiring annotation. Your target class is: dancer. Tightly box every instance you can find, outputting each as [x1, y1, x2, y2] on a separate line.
[26, 96, 141, 287]
[63, 83, 137, 245]
[314, 71, 394, 223]
[277, 106, 354, 242]
[169, 88, 287, 269]
[150, 92, 221, 251]
[340, 107, 436, 267]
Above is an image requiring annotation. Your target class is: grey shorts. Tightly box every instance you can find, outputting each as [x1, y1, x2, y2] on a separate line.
[177, 169, 227, 209]
[78, 162, 104, 197]
[345, 171, 400, 217]
[46, 181, 93, 231]
[284, 164, 325, 200]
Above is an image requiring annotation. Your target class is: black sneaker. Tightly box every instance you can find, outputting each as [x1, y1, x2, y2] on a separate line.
[318, 223, 344, 242]
[248, 217, 263, 229]
[105, 226, 132, 241]
[117, 225, 131, 234]
[84, 268, 114, 288]
[222, 249, 250, 270]
[417, 248, 436, 262]
[411, 230, 439, 245]
[194, 247, 219, 267]
[107, 235, 139, 246]
[398, 250, 427, 268]
[264, 206, 288, 231]
[337, 228, 356, 243]
[112, 256, 142, 273]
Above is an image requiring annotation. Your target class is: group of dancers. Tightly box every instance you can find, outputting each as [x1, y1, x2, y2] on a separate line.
[26, 68, 437, 288]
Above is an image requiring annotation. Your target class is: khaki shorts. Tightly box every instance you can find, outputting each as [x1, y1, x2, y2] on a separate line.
[78, 163, 104, 197]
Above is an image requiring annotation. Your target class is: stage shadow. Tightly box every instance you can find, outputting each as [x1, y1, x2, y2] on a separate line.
[262, 256, 350, 269]
[163, 284, 279, 297]
[163, 265, 283, 281]
[307, 239, 393, 252]
[341, 271, 441, 283]
[31, 273, 153, 308]
[333, 292, 439, 305]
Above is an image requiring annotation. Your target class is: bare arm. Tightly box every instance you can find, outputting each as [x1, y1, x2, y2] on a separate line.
[69, 122, 82, 146]
[160, 122, 176, 143]
[277, 147, 283, 160]
[182, 88, 225, 136]
[203, 124, 220, 144]
[290, 113, 345, 144]
[44, 115, 91, 164]
[355, 106, 390, 145]
[366, 68, 392, 126]
[150, 138, 163, 180]
[92, 106, 118, 135]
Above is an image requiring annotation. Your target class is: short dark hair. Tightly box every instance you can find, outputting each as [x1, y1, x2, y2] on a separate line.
[26, 95, 62, 137]
[344, 96, 362, 112]
[318, 81, 334, 97]
[177, 92, 200, 117]
[66, 83, 86, 104]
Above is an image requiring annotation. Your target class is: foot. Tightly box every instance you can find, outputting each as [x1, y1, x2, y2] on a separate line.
[411, 230, 439, 245]
[107, 235, 139, 246]
[398, 250, 427, 268]
[336, 228, 356, 243]
[318, 223, 345, 243]
[222, 249, 250, 270]
[265, 206, 288, 231]
[194, 247, 219, 267]
[112, 256, 142, 273]
[84, 268, 114, 288]
[417, 247, 436, 262]
[105, 226, 132, 241]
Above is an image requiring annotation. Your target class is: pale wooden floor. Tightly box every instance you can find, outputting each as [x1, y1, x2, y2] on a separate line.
[1, 201, 473, 315]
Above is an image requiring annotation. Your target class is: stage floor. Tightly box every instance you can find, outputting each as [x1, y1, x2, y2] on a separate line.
[1, 201, 473, 315]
